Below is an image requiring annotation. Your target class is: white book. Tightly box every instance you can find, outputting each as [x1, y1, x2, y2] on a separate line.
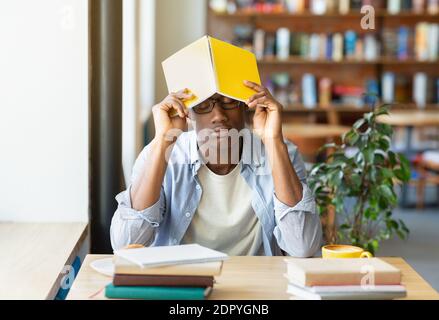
[309, 34, 320, 60]
[253, 29, 265, 60]
[302, 74, 317, 109]
[364, 34, 378, 61]
[287, 283, 407, 300]
[428, 24, 439, 61]
[388, 0, 401, 15]
[276, 28, 290, 60]
[413, 72, 428, 108]
[382, 72, 395, 103]
[114, 244, 228, 268]
[285, 0, 305, 13]
[311, 0, 327, 15]
[339, 0, 350, 14]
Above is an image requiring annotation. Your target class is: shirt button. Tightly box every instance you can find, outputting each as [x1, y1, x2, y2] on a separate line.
[185, 212, 191, 218]
[172, 238, 177, 244]
[195, 185, 201, 190]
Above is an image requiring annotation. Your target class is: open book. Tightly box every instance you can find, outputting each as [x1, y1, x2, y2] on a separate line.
[114, 243, 228, 269]
[162, 35, 261, 112]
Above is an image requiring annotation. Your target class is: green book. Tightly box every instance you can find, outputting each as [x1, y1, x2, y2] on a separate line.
[105, 284, 212, 300]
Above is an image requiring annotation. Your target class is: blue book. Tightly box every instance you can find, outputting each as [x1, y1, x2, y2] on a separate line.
[344, 31, 357, 58]
[397, 26, 409, 60]
[302, 73, 317, 109]
[326, 34, 333, 60]
[105, 284, 212, 300]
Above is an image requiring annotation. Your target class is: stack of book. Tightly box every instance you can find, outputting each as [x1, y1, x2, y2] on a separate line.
[105, 244, 228, 300]
[284, 258, 407, 300]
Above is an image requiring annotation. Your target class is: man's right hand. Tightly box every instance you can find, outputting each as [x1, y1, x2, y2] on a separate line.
[152, 89, 194, 142]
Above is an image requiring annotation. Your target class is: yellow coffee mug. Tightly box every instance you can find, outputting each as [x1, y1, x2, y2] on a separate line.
[322, 244, 373, 259]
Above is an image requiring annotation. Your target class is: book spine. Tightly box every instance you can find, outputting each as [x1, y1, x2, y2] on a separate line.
[326, 34, 333, 60]
[311, 0, 327, 15]
[415, 22, 429, 61]
[413, 0, 425, 13]
[388, 0, 402, 15]
[113, 275, 214, 287]
[332, 33, 344, 61]
[344, 31, 357, 59]
[105, 284, 207, 300]
[382, 72, 396, 103]
[302, 73, 317, 108]
[276, 28, 291, 60]
[428, 0, 439, 14]
[309, 34, 320, 60]
[339, 0, 350, 14]
[253, 29, 265, 60]
[428, 24, 439, 61]
[398, 26, 410, 60]
[413, 72, 428, 108]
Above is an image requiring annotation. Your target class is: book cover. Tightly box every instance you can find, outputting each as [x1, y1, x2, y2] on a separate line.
[113, 274, 215, 287]
[114, 257, 224, 276]
[105, 284, 211, 300]
[162, 35, 261, 111]
[344, 31, 357, 59]
[114, 243, 228, 269]
[287, 283, 407, 300]
[398, 26, 410, 60]
[284, 258, 402, 287]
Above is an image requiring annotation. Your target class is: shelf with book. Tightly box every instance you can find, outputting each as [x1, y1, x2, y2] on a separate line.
[258, 57, 439, 65]
[207, 0, 439, 127]
[211, 10, 439, 19]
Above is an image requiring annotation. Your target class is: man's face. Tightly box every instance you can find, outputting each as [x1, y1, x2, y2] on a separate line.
[189, 93, 246, 162]
[189, 93, 246, 138]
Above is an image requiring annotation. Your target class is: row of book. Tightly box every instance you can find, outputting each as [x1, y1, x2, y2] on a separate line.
[284, 258, 406, 300]
[383, 23, 439, 61]
[237, 23, 439, 62]
[265, 72, 439, 108]
[105, 244, 227, 300]
[210, 0, 439, 15]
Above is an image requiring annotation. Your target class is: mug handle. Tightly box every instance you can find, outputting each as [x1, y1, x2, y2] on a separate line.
[360, 251, 373, 258]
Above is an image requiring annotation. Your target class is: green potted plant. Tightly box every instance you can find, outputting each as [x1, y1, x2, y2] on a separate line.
[308, 104, 410, 255]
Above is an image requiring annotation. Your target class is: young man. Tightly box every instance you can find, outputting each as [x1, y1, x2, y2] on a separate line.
[110, 80, 322, 257]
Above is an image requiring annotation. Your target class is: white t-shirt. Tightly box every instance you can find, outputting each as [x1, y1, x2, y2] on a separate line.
[181, 162, 264, 256]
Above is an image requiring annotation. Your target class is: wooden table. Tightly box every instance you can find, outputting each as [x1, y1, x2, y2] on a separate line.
[0, 222, 88, 299]
[282, 124, 350, 161]
[67, 255, 439, 300]
[377, 110, 439, 206]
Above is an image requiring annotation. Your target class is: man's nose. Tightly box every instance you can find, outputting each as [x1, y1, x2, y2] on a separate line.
[210, 104, 228, 123]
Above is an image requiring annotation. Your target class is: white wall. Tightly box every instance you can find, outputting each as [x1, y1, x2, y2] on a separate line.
[122, 0, 156, 183]
[154, 0, 207, 102]
[0, 0, 89, 222]
[121, 0, 206, 184]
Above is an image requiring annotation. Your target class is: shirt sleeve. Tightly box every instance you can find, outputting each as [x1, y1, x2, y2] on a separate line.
[110, 144, 166, 250]
[272, 141, 323, 258]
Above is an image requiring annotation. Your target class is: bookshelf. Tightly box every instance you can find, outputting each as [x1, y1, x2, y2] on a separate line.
[206, 0, 439, 126]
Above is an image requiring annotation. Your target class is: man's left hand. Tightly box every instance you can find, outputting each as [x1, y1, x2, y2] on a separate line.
[244, 80, 283, 144]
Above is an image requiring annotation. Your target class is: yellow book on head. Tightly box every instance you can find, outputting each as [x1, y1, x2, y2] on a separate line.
[162, 35, 261, 116]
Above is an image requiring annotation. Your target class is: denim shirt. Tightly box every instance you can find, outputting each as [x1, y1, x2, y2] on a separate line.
[110, 130, 322, 257]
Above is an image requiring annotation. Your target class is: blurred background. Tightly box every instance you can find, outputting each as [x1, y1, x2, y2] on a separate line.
[0, 0, 438, 291]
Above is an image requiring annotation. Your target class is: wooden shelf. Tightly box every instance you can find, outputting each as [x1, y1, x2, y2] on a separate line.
[258, 57, 439, 65]
[277, 103, 439, 113]
[211, 10, 439, 19]
[211, 9, 439, 19]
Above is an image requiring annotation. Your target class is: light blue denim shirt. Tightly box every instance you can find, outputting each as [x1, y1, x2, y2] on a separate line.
[110, 130, 322, 257]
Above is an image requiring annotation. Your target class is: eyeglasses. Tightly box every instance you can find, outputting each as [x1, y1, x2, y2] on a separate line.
[192, 98, 243, 114]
